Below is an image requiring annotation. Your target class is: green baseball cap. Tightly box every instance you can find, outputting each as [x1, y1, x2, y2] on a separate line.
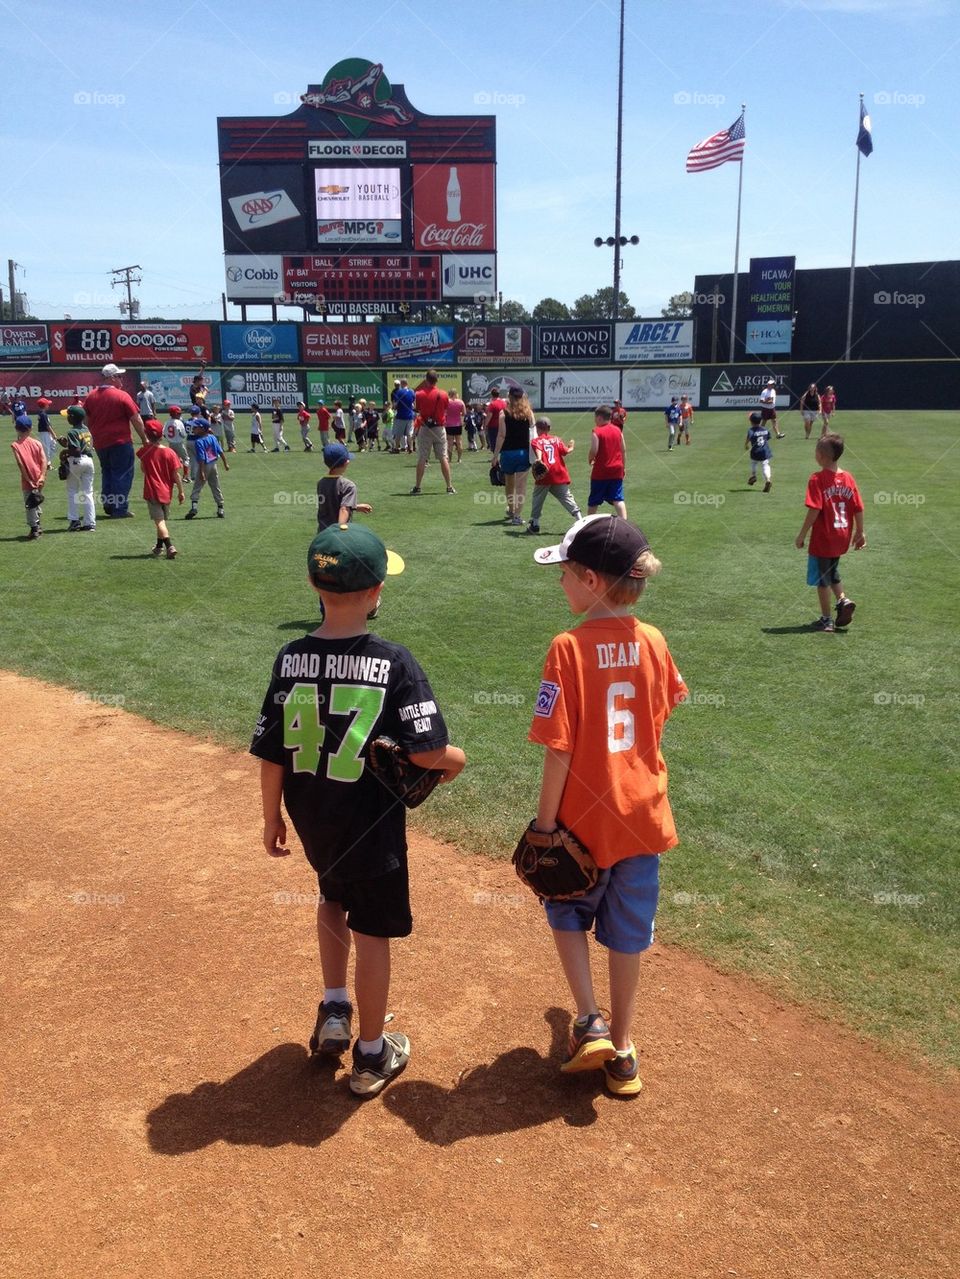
[307, 523, 405, 594]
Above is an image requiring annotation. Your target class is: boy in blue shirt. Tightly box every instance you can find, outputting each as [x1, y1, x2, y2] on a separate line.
[184, 416, 229, 519]
[745, 410, 774, 493]
[664, 398, 681, 451]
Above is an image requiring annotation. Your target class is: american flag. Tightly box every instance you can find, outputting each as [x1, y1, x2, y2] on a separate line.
[686, 112, 746, 173]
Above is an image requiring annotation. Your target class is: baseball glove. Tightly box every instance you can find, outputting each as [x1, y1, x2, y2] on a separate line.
[367, 735, 443, 809]
[25, 488, 45, 509]
[512, 822, 599, 901]
[489, 461, 505, 487]
[531, 459, 548, 480]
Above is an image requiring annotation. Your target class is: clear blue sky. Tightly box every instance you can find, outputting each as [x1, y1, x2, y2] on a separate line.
[3, 0, 957, 320]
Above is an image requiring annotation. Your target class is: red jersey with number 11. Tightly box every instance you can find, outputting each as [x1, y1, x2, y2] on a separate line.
[805, 468, 863, 557]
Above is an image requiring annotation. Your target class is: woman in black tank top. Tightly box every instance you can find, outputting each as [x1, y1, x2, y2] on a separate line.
[492, 386, 535, 526]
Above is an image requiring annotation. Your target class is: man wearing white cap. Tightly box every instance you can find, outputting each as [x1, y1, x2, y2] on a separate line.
[82, 363, 146, 518]
[758, 378, 786, 440]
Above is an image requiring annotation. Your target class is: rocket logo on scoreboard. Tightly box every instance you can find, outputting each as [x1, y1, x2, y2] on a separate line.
[301, 60, 414, 136]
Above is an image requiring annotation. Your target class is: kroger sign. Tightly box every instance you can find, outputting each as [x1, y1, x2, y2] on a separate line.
[614, 320, 694, 362]
[218, 323, 299, 365]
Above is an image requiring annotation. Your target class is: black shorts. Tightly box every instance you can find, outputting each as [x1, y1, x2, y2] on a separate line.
[318, 860, 412, 938]
[815, 556, 842, 586]
[760, 407, 777, 422]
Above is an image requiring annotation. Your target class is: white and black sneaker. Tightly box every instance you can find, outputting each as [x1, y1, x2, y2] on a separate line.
[309, 999, 353, 1057]
[349, 1031, 410, 1098]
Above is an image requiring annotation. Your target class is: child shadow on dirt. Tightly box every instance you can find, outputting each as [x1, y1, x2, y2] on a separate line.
[146, 1045, 352, 1153]
[146, 1008, 602, 1153]
[383, 1007, 604, 1144]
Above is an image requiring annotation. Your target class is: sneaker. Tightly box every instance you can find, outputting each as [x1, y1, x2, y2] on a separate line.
[747, 474, 756, 485]
[284, 445, 291, 452]
[527, 522, 540, 534]
[560, 1012, 616, 1074]
[184, 508, 197, 520]
[217, 508, 225, 519]
[166, 545, 177, 560]
[813, 616, 835, 633]
[603, 1046, 642, 1097]
[776, 431, 786, 439]
[271, 447, 280, 453]
[409, 486, 421, 495]
[510, 515, 524, 526]
[151, 544, 165, 558]
[78, 525, 95, 532]
[763, 480, 772, 493]
[446, 486, 457, 494]
[68, 519, 81, 531]
[27, 528, 42, 540]
[309, 999, 353, 1057]
[349, 1031, 410, 1098]
[835, 598, 857, 628]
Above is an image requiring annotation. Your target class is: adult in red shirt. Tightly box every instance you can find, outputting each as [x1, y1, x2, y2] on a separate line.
[611, 399, 628, 429]
[484, 386, 507, 452]
[316, 401, 331, 447]
[410, 370, 455, 495]
[588, 404, 627, 518]
[82, 363, 146, 519]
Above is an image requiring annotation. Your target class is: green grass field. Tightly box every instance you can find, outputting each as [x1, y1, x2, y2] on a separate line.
[3, 409, 957, 1066]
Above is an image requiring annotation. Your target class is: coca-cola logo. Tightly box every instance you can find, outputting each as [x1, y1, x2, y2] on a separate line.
[419, 223, 487, 249]
[241, 195, 280, 217]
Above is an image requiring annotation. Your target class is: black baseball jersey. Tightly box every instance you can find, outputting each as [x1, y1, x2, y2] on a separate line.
[250, 634, 448, 881]
[316, 475, 357, 530]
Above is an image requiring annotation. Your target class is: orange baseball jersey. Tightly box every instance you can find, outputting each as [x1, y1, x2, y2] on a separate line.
[528, 616, 687, 865]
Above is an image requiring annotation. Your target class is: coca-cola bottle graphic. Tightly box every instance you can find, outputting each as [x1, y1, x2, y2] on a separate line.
[446, 166, 461, 222]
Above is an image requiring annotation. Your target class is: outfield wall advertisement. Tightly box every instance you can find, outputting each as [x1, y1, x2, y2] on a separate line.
[745, 256, 795, 355]
[218, 323, 299, 365]
[615, 320, 693, 363]
[456, 324, 532, 365]
[621, 366, 701, 408]
[136, 369, 225, 407]
[306, 370, 384, 405]
[301, 324, 379, 364]
[0, 369, 137, 408]
[0, 325, 49, 364]
[378, 324, 455, 365]
[461, 368, 540, 405]
[542, 369, 619, 409]
[219, 369, 304, 409]
[49, 322, 214, 365]
[707, 365, 791, 408]
[538, 324, 612, 364]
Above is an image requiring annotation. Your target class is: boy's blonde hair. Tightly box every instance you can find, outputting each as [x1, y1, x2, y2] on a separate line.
[569, 549, 663, 604]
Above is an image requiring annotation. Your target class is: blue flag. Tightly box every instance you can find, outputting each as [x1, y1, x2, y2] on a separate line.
[857, 100, 873, 156]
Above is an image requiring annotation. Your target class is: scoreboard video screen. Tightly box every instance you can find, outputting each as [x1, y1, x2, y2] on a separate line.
[218, 58, 496, 306]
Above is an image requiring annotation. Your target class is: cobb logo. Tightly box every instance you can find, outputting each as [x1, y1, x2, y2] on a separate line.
[226, 264, 280, 283]
[242, 327, 276, 352]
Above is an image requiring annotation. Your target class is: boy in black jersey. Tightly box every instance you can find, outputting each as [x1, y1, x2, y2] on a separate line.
[251, 524, 465, 1098]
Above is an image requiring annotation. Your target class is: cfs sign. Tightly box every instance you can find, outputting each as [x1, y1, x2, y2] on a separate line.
[441, 254, 496, 299]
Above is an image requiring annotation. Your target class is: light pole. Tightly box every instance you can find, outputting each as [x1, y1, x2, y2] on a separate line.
[593, 0, 637, 321]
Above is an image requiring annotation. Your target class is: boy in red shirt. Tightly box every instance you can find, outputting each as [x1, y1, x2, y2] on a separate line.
[137, 419, 185, 559]
[587, 404, 627, 517]
[296, 401, 314, 452]
[528, 416, 581, 534]
[316, 400, 331, 448]
[11, 415, 48, 540]
[530, 515, 686, 1096]
[795, 433, 865, 632]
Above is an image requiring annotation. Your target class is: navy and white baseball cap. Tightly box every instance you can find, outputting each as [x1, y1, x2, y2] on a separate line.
[323, 442, 354, 468]
[533, 514, 650, 578]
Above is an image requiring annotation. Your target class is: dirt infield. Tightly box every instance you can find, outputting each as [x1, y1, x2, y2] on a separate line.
[1, 670, 957, 1279]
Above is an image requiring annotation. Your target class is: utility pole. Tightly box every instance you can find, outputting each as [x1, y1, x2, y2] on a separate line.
[8, 260, 20, 320]
[110, 264, 141, 319]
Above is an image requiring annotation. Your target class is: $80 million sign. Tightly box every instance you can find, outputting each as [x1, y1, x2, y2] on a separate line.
[50, 323, 214, 364]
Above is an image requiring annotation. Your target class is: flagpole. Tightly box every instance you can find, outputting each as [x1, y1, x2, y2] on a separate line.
[844, 93, 865, 362]
[729, 102, 745, 363]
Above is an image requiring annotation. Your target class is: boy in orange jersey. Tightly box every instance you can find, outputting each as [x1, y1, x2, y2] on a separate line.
[529, 515, 686, 1096]
[678, 394, 694, 443]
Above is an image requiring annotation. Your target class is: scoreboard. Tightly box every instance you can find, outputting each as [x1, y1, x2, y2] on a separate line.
[283, 255, 441, 303]
[218, 58, 496, 308]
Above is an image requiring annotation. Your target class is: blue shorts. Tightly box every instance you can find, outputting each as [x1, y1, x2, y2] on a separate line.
[807, 554, 841, 587]
[544, 854, 660, 953]
[499, 448, 530, 475]
[588, 478, 624, 507]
